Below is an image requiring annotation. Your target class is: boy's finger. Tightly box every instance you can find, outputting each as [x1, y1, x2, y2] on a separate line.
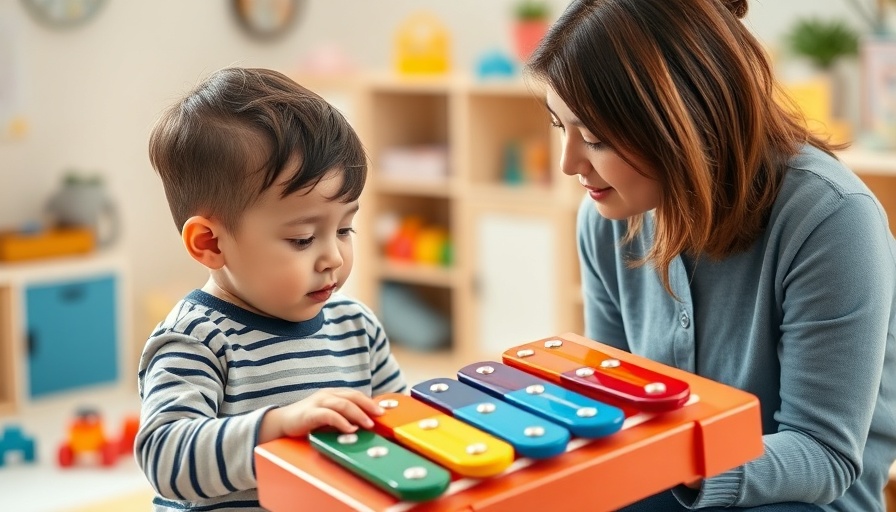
[322, 396, 375, 429]
[318, 410, 359, 434]
[334, 390, 385, 415]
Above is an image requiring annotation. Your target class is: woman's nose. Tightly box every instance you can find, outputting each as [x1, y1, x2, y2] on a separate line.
[559, 136, 583, 177]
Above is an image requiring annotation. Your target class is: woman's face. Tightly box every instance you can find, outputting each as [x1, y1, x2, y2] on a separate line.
[546, 88, 662, 220]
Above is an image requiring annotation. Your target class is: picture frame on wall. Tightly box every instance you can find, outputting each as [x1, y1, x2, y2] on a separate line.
[232, 0, 306, 41]
[861, 38, 896, 149]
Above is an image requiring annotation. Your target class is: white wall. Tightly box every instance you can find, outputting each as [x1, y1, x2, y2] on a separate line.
[0, 0, 872, 345]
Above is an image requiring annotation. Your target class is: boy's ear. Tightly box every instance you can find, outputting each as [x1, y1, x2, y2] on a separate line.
[181, 216, 225, 270]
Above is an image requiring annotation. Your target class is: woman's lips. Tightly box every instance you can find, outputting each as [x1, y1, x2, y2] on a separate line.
[583, 184, 613, 201]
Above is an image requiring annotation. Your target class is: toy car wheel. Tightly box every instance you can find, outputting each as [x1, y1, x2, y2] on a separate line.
[58, 444, 74, 467]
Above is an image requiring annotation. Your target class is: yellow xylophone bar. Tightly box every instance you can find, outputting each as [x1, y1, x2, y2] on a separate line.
[254, 333, 763, 512]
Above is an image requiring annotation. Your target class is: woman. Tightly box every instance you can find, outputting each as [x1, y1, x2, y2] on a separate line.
[527, 0, 896, 510]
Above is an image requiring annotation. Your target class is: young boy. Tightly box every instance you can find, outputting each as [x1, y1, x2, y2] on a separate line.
[136, 67, 407, 511]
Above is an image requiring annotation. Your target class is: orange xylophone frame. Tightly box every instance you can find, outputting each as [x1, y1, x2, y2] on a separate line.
[254, 333, 763, 512]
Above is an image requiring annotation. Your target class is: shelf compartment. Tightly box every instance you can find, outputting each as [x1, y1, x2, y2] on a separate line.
[466, 92, 552, 188]
[377, 260, 456, 288]
[371, 176, 456, 198]
[369, 91, 450, 170]
[379, 282, 452, 353]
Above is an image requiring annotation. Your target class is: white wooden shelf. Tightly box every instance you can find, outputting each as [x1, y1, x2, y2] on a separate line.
[838, 147, 896, 176]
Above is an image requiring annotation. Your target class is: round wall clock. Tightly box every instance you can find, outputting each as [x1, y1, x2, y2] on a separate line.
[20, 0, 107, 29]
[232, 0, 306, 40]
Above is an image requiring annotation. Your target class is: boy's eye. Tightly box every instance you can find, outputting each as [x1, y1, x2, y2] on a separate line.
[337, 227, 356, 237]
[288, 237, 314, 249]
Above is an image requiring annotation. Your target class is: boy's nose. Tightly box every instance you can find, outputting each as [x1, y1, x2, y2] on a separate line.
[316, 241, 343, 272]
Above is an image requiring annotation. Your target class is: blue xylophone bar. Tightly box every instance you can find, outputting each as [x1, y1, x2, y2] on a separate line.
[411, 377, 571, 459]
[457, 360, 625, 438]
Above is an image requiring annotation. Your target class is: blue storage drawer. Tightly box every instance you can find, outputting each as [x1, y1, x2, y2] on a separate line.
[26, 274, 118, 398]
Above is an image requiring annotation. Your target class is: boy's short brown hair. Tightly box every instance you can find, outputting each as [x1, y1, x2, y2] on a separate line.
[149, 67, 367, 234]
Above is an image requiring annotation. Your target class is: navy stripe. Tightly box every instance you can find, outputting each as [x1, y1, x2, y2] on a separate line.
[216, 419, 237, 492]
[148, 351, 224, 385]
[167, 366, 219, 382]
[229, 346, 367, 368]
[169, 425, 187, 500]
[371, 356, 391, 376]
[310, 328, 367, 341]
[224, 379, 371, 402]
[373, 370, 403, 393]
[324, 312, 364, 324]
[221, 325, 256, 336]
[160, 405, 208, 416]
[200, 328, 223, 345]
[370, 330, 386, 352]
[187, 419, 210, 499]
[182, 316, 210, 336]
[227, 329, 366, 351]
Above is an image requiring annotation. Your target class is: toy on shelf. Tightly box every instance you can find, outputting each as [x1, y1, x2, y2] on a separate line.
[394, 12, 451, 75]
[379, 145, 449, 183]
[255, 333, 763, 511]
[0, 425, 37, 467]
[295, 43, 357, 76]
[503, 138, 550, 186]
[382, 215, 452, 267]
[475, 49, 517, 80]
[57, 408, 139, 468]
[46, 171, 119, 248]
[0, 225, 95, 262]
[511, 0, 551, 62]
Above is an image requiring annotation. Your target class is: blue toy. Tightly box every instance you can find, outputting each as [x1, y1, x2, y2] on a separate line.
[475, 49, 517, 79]
[0, 425, 37, 467]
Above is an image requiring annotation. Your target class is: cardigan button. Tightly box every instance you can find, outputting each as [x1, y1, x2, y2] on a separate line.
[679, 310, 691, 329]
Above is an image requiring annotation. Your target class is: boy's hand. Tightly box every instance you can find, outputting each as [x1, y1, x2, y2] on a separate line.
[258, 389, 384, 444]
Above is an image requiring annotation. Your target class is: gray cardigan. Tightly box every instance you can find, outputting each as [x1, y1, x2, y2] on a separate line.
[578, 145, 896, 511]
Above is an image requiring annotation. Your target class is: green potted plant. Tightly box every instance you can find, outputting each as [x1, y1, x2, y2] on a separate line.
[782, 18, 860, 144]
[512, 0, 550, 62]
[786, 18, 860, 70]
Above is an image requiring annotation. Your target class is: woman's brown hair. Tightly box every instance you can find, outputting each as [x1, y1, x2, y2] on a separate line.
[527, 0, 840, 294]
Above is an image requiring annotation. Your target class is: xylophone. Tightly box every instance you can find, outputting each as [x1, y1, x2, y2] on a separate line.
[255, 333, 763, 512]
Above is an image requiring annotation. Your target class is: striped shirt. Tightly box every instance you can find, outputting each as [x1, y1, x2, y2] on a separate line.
[135, 289, 406, 511]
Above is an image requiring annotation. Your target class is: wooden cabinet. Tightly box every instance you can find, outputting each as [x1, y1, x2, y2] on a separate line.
[25, 274, 118, 398]
[0, 252, 130, 415]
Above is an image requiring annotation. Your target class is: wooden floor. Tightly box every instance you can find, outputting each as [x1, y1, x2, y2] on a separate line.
[63, 488, 155, 512]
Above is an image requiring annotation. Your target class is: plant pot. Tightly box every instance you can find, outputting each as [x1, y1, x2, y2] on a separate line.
[513, 20, 549, 62]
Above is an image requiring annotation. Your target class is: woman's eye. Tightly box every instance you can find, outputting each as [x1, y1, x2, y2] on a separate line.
[584, 140, 605, 150]
[549, 119, 564, 131]
[337, 227, 356, 237]
[288, 237, 314, 249]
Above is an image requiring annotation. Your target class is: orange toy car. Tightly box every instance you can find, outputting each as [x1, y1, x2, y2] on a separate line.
[58, 408, 120, 467]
